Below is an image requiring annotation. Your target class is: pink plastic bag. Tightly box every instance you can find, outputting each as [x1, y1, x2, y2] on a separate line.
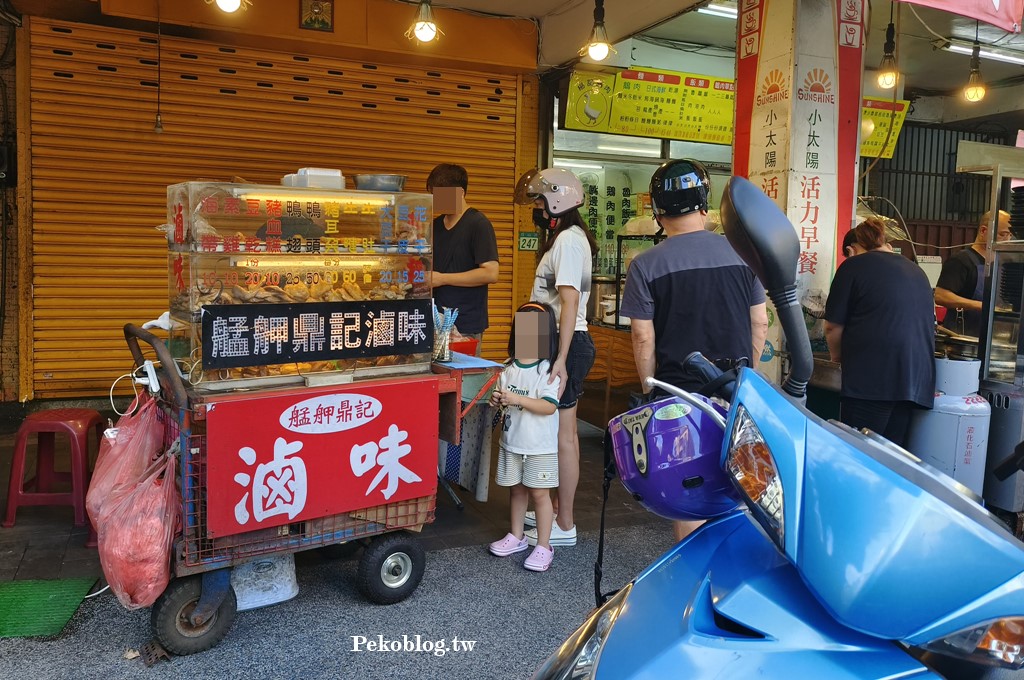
[86, 392, 164, 532]
[98, 453, 179, 610]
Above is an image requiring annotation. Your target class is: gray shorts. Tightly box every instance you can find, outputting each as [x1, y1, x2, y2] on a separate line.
[495, 448, 559, 488]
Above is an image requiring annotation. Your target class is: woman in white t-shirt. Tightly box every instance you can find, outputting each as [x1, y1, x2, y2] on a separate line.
[514, 168, 597, 550]
[488, 302, 562, 572]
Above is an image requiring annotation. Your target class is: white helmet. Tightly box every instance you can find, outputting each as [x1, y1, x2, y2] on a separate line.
[515, 167, 585, 217]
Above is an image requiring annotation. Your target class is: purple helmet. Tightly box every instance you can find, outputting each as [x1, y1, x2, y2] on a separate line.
[609, 396, 740, 521]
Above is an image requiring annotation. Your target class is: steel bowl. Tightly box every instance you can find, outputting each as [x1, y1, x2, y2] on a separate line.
[354, 174, 407, 192]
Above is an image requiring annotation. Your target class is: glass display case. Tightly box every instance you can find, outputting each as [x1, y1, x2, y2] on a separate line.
[166, 182, 434, 390]
[603, 234, 664, 330]
[981, 242, 1024, 386]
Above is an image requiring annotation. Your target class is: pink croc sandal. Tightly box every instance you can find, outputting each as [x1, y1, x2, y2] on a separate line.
[524, 545, 554, 572]
[489, 532, 529, 557]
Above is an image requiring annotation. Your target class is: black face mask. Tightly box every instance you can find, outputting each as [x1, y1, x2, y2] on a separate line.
[532, 208, 555, 232]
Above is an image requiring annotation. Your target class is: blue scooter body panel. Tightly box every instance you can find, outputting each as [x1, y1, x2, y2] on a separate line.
[596, 512, 938, 680]
[729, 370, 1024, 643]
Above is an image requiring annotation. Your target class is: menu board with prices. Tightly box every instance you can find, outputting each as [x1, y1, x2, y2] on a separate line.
[860, 97, 909, 159]
[565, 67, 736, 145]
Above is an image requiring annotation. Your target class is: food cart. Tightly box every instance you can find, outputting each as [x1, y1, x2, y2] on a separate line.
[127, 180, 460, 654]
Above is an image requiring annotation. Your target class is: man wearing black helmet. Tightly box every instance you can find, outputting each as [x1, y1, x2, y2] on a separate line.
[620, 159, 768, 541]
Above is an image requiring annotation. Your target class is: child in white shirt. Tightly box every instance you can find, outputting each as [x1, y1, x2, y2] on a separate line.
[488, 302, 561, 572]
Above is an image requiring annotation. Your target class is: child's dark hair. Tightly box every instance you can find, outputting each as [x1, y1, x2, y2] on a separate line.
[508, 301, 559, 373]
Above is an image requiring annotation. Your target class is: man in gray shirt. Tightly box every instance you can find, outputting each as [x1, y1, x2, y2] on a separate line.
[620, 159, 768, 542]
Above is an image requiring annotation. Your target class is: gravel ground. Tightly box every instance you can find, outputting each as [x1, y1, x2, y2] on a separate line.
[0, 523, 674, 680]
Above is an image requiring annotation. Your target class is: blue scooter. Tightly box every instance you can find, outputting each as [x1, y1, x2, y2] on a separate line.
[533, 176, 1024, 680]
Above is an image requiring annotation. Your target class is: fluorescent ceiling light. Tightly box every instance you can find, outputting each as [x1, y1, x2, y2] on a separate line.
[944, 41, 1024, 66]
[597, 145, 661, 156]
[553, 160, 604, 170]
[697, 4, 737, 19]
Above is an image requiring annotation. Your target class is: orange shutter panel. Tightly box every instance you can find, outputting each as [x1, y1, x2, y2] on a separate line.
[24, 17, 524, 398]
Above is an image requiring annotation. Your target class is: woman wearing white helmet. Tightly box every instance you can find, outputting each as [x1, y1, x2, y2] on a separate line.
[513, 167, 597, 549]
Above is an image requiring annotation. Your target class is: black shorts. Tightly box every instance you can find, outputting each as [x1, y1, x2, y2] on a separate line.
[559, 331, 596, 409]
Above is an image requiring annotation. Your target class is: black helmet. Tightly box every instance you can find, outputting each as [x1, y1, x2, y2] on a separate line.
[650, 159, 710, 217]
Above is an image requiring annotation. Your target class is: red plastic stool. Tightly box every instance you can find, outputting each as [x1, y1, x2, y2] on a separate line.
[2, 408, 104, 529]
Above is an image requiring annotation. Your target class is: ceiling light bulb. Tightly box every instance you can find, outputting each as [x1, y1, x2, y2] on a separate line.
[580, 1, 615, 62]
[588, 40, 610, 61]
[876, 19, 898, 89]
[406, 1, 441, 43]
[964, 41, 986, 102]
[876, 66, 898, 89]
[583, 20, 612, 62]
[216, 0, 242, 12]
[964, 70, 986, 102]
[414, 21, 437, 42]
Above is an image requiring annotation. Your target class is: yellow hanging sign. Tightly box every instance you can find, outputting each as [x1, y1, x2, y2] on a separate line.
[564, 67, 735, 146]
[860, 97, 909, 159]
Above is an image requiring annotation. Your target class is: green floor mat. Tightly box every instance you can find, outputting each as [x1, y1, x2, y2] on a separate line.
[0, 578, 97, 638]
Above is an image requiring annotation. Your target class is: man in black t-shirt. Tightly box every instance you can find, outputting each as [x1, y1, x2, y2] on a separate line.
[935, 210, 1011, 337]
[427, 164, 499, 353]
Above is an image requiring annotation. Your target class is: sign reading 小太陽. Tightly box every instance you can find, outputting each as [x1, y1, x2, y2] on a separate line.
[200, 299, 432, 370]
[205, 377, 439, 538]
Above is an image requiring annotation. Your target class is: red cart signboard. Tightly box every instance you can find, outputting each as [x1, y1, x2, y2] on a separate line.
[204, 376, 439, 538]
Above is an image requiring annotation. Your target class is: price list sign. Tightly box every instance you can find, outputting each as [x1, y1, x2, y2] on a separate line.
[200, 299, 433, 370]
[565, 67, 735, 145]
[860, 97, 909, 159]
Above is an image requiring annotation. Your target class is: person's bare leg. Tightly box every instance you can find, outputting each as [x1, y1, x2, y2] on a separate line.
[555, 406, 580, 532]
[673, 519, 705, 543]
[510, 484, 528, 539]
[530, 487, 553, 548]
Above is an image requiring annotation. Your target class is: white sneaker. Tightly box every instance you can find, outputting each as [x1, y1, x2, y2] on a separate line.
[524, 511, 556, 528]
[525, 521, 576, 547]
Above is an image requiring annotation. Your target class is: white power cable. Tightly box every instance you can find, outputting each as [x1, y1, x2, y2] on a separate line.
[83, 584, 110, 599]
[906, 4, 947, 42]
[108, 371, 140, 416]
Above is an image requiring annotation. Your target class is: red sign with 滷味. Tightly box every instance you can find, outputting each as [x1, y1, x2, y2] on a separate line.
[204, 376, 439, 538]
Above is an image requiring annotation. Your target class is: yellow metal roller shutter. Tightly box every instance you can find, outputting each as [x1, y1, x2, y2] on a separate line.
[25, 17, 520, 398]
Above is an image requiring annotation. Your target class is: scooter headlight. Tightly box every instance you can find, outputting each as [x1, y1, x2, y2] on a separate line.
[921, 618, 1024, 669]
[726, 406, 784, 548]
[531, 584, 632, 680]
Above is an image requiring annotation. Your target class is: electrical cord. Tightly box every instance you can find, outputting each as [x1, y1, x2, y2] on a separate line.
[84, 585, 110, 599]
[108, 368, 142, 416]
[859, 0, 900, 182]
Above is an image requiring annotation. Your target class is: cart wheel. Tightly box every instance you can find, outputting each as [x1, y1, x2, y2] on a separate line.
[357, 532, 426, 604]
[151, 576, 237, 655]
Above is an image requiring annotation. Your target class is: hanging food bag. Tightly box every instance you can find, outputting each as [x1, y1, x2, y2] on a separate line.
[97, 453, 180, 610]
[86, 392, 165, 532]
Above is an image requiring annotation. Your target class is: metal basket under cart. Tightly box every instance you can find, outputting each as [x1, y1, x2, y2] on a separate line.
[125, 324, 437, 655]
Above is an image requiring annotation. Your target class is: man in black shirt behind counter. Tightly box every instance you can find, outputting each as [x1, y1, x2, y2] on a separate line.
[427, 163, 499, 354]
[934, 210, 1011, 337]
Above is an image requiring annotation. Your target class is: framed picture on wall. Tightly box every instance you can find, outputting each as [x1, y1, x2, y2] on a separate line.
[300, 0, 334, 32]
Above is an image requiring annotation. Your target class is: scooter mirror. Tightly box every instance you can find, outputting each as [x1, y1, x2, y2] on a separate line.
[720, 176, 812, 398]
[720, 176, 800, 292]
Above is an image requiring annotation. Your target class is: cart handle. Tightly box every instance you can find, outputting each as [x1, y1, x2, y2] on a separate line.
[123, 323, 189, 409]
